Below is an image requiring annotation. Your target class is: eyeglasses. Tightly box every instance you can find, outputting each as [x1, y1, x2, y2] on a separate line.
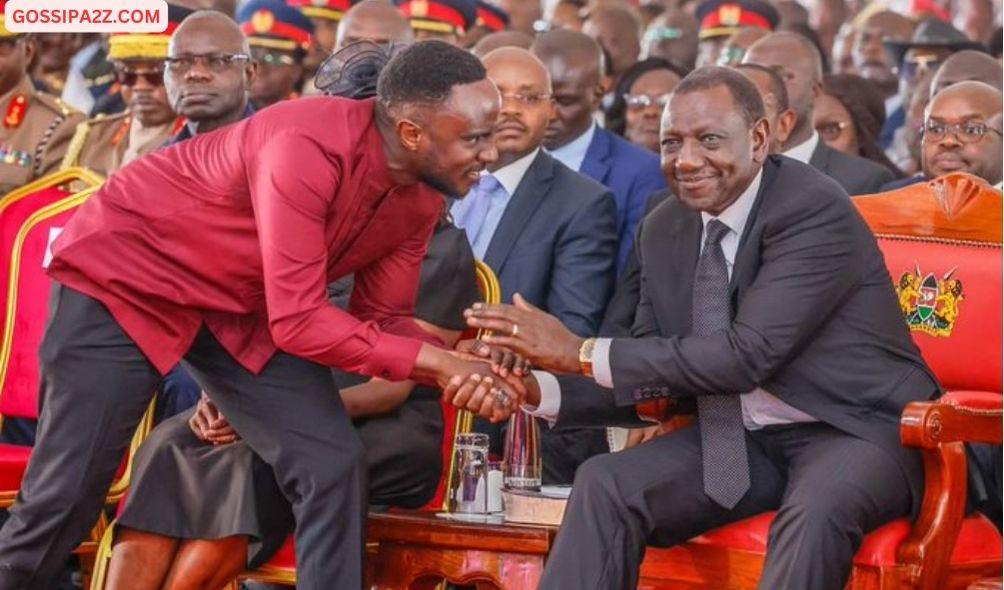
[253, 51, 296, 67]
[499, 91, 552, 105]
[0, 36, 24, 57]
[922, 120, 1003, 144]
[624, 93, 670, 110]
[164, 53, 251, 74]
[816, 121, 849, 141]
[114, 67, 164, 87]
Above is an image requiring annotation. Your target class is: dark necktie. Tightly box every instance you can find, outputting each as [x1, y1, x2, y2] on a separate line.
[692, 219, 750, 509]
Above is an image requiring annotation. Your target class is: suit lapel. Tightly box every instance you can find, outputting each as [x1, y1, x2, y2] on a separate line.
[579, 127, 610, 183]
[808, 141, 830, 175]
[728, 159, 778, 303]
[649, 200, 701, 335]
[483, 150, 553, 272]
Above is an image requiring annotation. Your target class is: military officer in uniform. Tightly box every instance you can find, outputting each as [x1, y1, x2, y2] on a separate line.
[0, 6, 83, 195]
[288, 0, 355, 95]
[238, 0, 315, 108]
[394, 0, 478, 45]
[60, 5, 193, 177]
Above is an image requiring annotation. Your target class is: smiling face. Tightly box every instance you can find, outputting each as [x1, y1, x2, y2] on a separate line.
[661, 84, 768, 215]
[411, 78, 501, 197]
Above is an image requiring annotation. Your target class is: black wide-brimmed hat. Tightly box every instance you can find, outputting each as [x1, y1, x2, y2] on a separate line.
[884, 18, 985, 66]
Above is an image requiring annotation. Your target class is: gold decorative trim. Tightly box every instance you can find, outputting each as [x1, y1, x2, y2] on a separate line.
[874, 233, 1003, 249]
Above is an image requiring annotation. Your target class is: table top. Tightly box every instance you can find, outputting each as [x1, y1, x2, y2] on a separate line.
[367, 511, 557, 554]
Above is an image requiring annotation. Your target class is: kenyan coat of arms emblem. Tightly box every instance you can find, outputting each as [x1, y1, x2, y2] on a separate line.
[895, 265, 964, 337]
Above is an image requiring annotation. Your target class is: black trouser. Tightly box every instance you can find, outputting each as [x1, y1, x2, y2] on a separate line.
[540, 421, 913, 590]
[0, 286, 366, 590]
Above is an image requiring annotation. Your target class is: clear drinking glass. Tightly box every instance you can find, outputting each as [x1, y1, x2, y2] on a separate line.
[451, 432, 490, 513]
[503, 412, 542, 491]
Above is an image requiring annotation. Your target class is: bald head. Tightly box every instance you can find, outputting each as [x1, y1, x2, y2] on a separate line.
[719, 27, 770, 65]
[336, 0, 413, 50]
[743, 32, 823, 145]
[582, 6, 642, 78]
[472, 30, 534, 58]
[166, 11, 252, 132]
[930, 50, 1003, 97]
[481, 47, 554, 165]
[170, 10, 248, 56]
[923, 81, 1003, 184]
[531, 29, 605, 149]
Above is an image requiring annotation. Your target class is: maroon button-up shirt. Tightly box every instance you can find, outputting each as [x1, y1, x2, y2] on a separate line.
[48, 97, 444, 380]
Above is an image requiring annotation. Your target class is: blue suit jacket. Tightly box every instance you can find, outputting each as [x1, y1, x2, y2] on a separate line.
[483, 150, 618, 337]
[579, 127, 667, 272]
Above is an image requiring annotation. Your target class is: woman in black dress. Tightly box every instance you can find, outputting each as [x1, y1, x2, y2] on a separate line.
[103, 42, 483, 590]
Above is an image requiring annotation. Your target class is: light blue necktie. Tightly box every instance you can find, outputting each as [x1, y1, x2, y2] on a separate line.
[453, 174, 505, 259]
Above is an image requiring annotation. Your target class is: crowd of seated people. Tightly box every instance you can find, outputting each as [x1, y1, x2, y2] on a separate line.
[0, 0, 1000, 587]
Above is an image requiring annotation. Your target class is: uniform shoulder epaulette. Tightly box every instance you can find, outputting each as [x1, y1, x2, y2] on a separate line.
[32, 89, 81, 118]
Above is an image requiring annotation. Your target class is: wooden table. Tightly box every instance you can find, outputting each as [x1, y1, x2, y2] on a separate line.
[366, 512, 557, 590]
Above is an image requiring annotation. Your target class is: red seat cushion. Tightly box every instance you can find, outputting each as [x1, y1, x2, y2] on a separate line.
[0, 444, 32, 490]
[261, 536, 296, 571]
[683, 512, 1002, 566]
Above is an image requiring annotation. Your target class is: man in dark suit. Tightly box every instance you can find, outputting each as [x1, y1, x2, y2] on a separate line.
[460, 67, 939, 589]
[451, 47, 617, 483]
[530, 29, 666, 272]
[743, 32, 896, 195]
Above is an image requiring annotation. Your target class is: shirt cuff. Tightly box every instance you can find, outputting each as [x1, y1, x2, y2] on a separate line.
[522, 370, 561, 425]
[362, 332, 424, 382]
[593, 337, 614, 388]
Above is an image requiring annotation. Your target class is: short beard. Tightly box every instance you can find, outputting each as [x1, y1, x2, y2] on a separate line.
[419, 167, 462, 198]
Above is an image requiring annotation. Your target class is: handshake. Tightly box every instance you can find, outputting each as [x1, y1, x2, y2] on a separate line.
[432, 293, 588, 423]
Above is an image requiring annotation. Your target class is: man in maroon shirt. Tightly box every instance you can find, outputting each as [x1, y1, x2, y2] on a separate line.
[0, 40, 514, 590]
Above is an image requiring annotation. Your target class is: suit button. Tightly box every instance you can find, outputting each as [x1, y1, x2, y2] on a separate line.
[633, 390, 644, 401]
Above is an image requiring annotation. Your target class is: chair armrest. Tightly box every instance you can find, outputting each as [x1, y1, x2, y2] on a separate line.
[902, 391, 1003, 448]
[896, 391, 1003, 590]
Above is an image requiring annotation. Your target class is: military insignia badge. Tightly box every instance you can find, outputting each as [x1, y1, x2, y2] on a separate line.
[411, 0, 429, 17]
[251, 9, 275, 34]
[895, 265, 964, 337]
[719, 4, 742, 26]
[4, 94, 27, 129]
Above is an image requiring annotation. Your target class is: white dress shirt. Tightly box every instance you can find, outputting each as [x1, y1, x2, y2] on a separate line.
[530, 169, 817, 429]
[784, 131, 820, 165]
[547, 123, 597, 172]
[450, 148, 539, 258]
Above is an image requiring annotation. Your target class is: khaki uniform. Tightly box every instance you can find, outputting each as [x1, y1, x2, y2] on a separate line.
[61, 111, 181, 177]
[0, 76, 84, 196]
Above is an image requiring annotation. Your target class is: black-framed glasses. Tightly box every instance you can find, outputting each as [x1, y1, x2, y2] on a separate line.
[624, 93, 670, 110]
[164, 53, 251, 74]
[922, 120, 1003, 144]
[499, 91, 552, 105]
[816, 121, 849, 141]
[114, 66, 164, 87]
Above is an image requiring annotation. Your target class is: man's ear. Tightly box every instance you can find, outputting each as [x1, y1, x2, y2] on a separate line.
[751, 116, 770, 162]
[810, 79, 822, 99]
[245, 61, 258, 87]
[397, 118, 423, 151]
[776, 108, 798, 149]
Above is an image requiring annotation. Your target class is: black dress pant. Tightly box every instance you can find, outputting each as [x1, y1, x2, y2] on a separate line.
[540, 421, 913, 590]
[0, 286, 366, 590]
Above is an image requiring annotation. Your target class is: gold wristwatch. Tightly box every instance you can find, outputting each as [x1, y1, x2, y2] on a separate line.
[579, 337, 597, 378]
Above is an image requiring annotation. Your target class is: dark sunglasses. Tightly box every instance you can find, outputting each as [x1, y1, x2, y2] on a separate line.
[115, 68, 164, 87]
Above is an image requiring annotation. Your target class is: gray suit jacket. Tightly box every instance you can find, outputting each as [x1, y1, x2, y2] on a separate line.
[558, 155, 939, 510]
[484, 149, 618, 337]
[810, 141, 896, 196]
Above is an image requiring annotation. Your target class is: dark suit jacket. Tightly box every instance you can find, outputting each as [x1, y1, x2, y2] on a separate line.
[580, 127, 667, 272]
[810, 141, 895, 196]
[484, 149, 618, 337]
[559, 155, 939, 511]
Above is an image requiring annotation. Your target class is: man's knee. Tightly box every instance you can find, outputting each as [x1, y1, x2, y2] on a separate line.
[772, 481, 875, 546]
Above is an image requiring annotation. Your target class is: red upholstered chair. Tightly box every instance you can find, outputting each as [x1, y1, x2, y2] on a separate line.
[638, 172, 1003, 590]
[0, 169, 157, 584]
[228, 259, 502, 588]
